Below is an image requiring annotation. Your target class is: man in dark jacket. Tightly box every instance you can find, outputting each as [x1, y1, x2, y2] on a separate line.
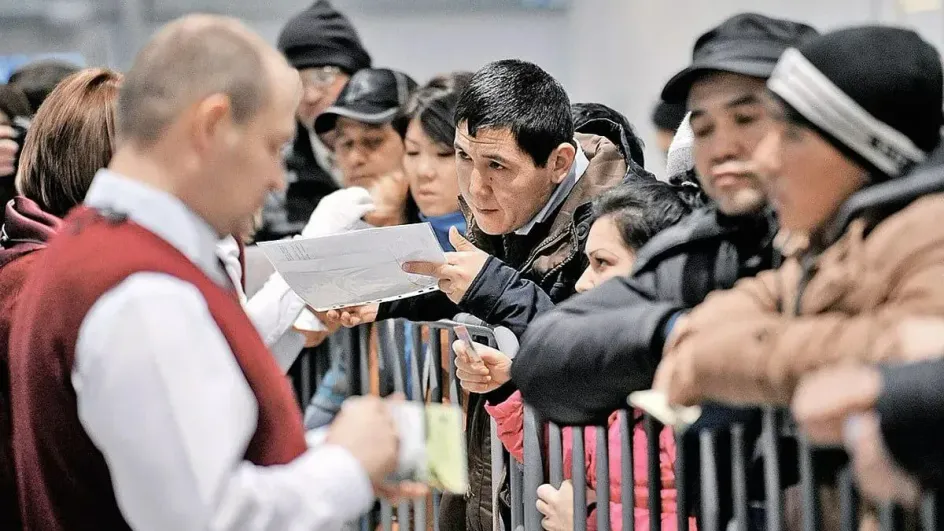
[512, 13, 819, 427]
[257, 0, 372, 241]
[327, 59, 629, 531]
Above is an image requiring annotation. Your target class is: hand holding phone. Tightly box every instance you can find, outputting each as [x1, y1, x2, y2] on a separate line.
[453, 325, 482, 364]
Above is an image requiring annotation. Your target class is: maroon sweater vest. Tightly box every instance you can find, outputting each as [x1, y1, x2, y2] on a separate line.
[9, 207, 307, 531]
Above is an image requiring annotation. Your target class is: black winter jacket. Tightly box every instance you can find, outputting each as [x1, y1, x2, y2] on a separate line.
[513, 205, 779, 425]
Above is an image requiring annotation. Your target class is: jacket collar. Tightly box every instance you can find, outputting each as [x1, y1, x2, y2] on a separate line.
[820, 144, 944, 248]
[0, 196, 63, 268]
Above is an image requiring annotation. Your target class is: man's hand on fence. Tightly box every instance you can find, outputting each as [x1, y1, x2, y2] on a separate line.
[843, 411, 921, 508]
[325, 395, 399, 486]
[324, 304, 380, 328]
[792, 365, 882, 445]
[453, 340, 511, 394]
[402, 226, 488, 304]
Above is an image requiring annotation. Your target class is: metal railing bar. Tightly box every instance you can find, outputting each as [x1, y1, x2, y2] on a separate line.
[549, 423, 564, 488]
[646, 415, 662, 531]
[523, 405, 544, 531]
[573, 426, 589, 531]
[674, 428, 687, 531]
[763, 408, 784, 531]
[596, 424, 612, 531]
[620, 412, 634, 531]
[699, 430, 720, 531]
[731, 424, 748, 531]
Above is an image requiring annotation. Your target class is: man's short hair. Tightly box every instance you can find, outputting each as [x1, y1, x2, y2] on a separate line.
[455, 59, 574, 167]
[117, 15, 275, 146]
[8, 60, 80, 114]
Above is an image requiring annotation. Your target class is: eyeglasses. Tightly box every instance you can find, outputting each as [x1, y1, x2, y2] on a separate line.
[299, 66, 342, 89]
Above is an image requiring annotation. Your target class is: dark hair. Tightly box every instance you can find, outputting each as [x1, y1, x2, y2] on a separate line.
[0, 84, 31, 121]
[8, 60, 80, 114]
[571, 102, 646, 167]
[668, 168, 711, 210]
[455, 59, 573, 167]
[651, 101, 688, 131]
[591, 179, 692, 251]
[397, 72, 473, 146]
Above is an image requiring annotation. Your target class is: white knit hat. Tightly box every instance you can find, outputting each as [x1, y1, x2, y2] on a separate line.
[665, 112, 694, 178]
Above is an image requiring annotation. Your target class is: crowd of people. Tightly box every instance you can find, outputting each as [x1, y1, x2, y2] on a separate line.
[0, 1, 942, 530]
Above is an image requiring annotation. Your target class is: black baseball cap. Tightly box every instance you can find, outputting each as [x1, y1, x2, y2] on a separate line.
[661, 13, 818, 104]
[314, 68, 417, 135]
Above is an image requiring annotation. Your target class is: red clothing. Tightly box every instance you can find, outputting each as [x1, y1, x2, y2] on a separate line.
[486, 391, 696, 531]
[9, 207, 306, 531]
[0, 197, 62, 531]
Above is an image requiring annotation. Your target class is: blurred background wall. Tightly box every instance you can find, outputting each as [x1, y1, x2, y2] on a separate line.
[0, 0, 939, 175]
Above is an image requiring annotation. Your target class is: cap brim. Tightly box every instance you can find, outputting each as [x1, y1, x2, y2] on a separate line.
[660, 59, 778, 104]
[314, 105, 399, 135]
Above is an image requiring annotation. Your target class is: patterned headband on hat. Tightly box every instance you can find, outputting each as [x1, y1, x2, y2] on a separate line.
[768, 48, 927, 177]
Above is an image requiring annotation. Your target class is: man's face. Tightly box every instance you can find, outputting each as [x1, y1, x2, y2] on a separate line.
[688, 72, 770, 216]
[210, 63, 299, 236]
[454, 122, 570, 236]
[296, 66, 350, 130]
[753, 98, 868, 233]
[333, 117, 405, 189]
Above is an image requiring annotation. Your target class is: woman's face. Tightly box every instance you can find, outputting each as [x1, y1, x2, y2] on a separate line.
[753, 99, 869, 234]
[403, 119, 461, 217]
[575, 215, 637, 294]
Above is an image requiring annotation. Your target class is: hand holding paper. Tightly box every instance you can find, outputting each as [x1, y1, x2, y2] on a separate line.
[403, 227, 489, 304]
[258, 223, 445, 311]
[628, 390, 702, 430]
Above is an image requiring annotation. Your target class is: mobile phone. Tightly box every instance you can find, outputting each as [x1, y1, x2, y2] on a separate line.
[453, 325, 483, 363]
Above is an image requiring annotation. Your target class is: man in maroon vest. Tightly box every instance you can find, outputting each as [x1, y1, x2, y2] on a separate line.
[9, 14, 404, 531]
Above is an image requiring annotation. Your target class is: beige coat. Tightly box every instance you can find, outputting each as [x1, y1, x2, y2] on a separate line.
[661, 192, 944, 406]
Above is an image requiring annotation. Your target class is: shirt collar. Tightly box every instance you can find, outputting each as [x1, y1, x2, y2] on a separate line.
[514, 141, 589, 236]
[84, 169, 229, 286]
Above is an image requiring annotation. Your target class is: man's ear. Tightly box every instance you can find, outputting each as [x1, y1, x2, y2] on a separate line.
[190, 93, 234, 153]
[549, 142, 577, 184]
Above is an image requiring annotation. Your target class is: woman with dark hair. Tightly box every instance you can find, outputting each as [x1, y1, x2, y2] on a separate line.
[399, 72, 472, 250]
[455, 179, 696, 531]
[0, 67, 121, 531]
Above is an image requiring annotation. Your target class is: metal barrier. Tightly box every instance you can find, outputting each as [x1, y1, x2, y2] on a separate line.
[289, 328, 940, 531]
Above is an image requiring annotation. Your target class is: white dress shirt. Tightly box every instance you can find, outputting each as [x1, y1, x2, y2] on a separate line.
[217, 236, 308, 372]
[73, 170, 374, 531]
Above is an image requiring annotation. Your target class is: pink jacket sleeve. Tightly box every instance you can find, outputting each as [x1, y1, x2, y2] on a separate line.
[483, 390, 526, 463]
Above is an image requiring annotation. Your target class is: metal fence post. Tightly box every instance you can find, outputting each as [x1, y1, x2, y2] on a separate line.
[549, 423, 564, 488]
[645, 415, 662, 531]
[596, 424, 612, 531]
[573, 426, 589, 531]
[731, 424, 748, 531]
[621, 412, 636, 531]
[699, 430, 720, 531]
[763, 408, 784, 531]
[523, 405, 544, 531]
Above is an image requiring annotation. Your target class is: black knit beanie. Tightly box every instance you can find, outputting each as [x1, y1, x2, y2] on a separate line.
[277, 0, 372, 75]
[768, 26, 943, 179]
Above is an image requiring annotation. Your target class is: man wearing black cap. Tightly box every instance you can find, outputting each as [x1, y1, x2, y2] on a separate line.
[314, 67, 418, 226]
[257, 0, 373, 241]
[514, 12, 818, 426]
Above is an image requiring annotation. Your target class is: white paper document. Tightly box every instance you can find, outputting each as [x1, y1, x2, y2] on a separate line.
[257, 223, 446, 311]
